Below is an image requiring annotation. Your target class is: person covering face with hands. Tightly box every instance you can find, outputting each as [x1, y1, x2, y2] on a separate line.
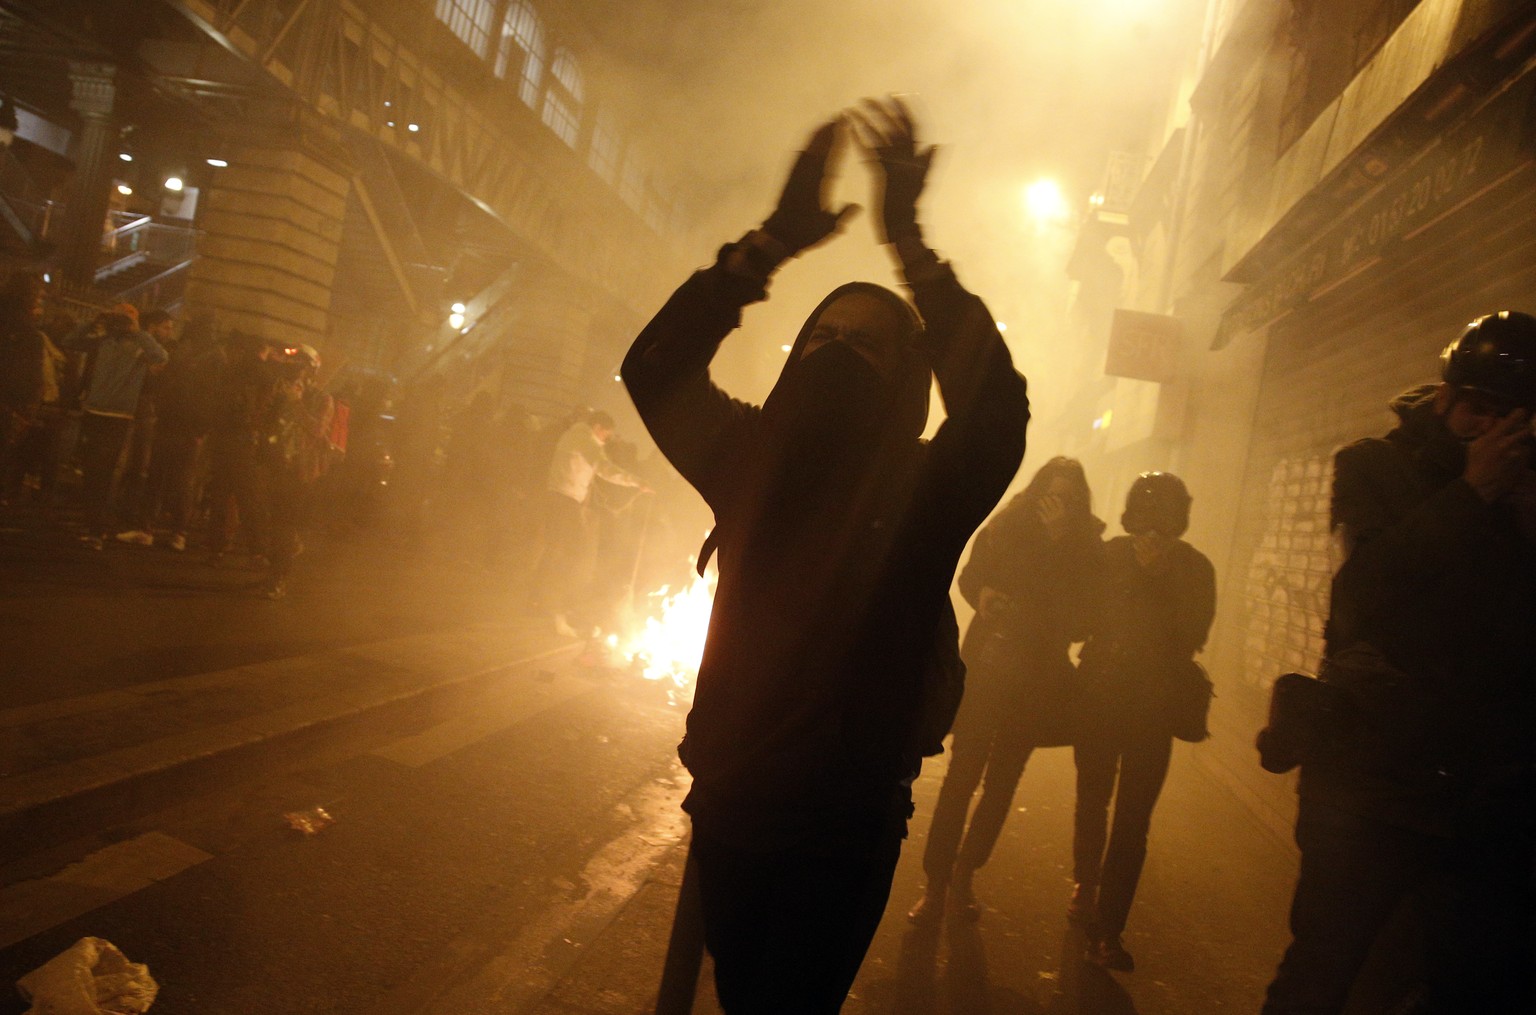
[623, 98, 1028, 1013]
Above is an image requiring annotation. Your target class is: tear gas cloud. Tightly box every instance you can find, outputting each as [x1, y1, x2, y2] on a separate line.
[589, 0, 1207, 461]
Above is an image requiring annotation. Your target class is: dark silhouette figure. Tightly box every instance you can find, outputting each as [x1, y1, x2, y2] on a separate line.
[1262, 313, 1536, 1014]
[623, 99, 1028, 1013]
[1072, 472, 1215, 973]
[910, 457, 1104, 925]
[0, 271, 49, 500]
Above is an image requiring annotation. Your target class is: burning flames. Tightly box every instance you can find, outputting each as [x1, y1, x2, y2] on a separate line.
[599, 567, 717, 703]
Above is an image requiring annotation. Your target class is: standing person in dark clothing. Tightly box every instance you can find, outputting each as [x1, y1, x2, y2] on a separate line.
[1072, 471, 1215, 972]
[908, 457, 1104, 925]
[61, 305, 168, 548]
[0, 272, 48, 501]
[130, 315, 220, 551]
[1261, 313, 1536, 1015]
[114, 308, 178, 546]
[622, 99, 1028, 1013]
[204, 333, 281, 564]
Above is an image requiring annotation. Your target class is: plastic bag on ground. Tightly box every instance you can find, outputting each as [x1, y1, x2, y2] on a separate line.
[15, 936, 158, 1014]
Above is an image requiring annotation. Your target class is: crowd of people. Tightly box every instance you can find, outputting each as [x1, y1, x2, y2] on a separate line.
[0, 267, 683, 615]
[0, 273, 356, 597]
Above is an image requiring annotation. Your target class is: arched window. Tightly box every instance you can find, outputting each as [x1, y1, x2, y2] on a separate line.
[541, 47, 583, 147]
[495, 0, 546, 108]
[434, 0, 495, 59]
[587, 108, 621, 184]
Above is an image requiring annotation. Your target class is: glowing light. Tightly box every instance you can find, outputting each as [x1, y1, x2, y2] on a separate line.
[407, 123, 420, 133]
[624, 571, 716, 699]
[996, 321, 1008, 333]
[613, 374, 622, 382]
[206, 158, 228, 168]
[450, 302, 466, 314]
[386, 120, 396, 128]
[164, 176, 184, 192]
[118, 153, 133, 162]
[1089, 192, 1106, 208]
[780, 344, 792, 353]
[1024, 178, 1069, 225]
[448, 312, 466, 329]
[116, 184, 132, 196]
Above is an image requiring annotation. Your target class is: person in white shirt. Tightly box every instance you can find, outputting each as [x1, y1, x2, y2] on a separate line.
[534, 410, 644, 635]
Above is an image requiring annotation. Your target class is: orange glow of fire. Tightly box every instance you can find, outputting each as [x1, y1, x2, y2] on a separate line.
[619, 569, 716, 702]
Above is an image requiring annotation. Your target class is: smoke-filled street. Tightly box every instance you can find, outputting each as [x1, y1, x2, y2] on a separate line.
[4, 0, 1536, 1011]
[3, 525, 1437, 1007]
[0, 528, 1425, 1014]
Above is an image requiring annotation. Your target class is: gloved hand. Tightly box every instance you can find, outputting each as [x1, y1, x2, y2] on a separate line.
[761, 118, 860, 255]
[850, 95, 936, 243]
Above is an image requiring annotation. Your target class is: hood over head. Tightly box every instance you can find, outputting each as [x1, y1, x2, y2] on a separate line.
[762, 282, 930, 444]
[1387, 382, 1464, 480]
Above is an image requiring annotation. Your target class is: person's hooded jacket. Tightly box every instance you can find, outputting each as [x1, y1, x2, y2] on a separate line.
[1304, 383, 1536, 836]
[63, 315, 167, 418]
[953, 489, 1105, 742]
[623, 248, 1028, 849]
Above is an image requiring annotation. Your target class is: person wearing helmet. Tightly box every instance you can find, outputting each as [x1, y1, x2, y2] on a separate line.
[622, 100, 1027, 1012]
[1262, 313, 1536, 1014]
[1071, 471, 1216, 972]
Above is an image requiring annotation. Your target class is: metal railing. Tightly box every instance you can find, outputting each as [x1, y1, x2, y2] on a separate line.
[96, 221, 200, 282]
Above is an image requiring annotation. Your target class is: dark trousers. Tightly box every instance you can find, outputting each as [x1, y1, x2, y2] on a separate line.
[1263, 796, 1535, 1014]
[115, 410, 155, 526]
[532, 491, 587, 614]
[691, 826, 903, 1014]
[923, 722, 1035, 883]
[205, 441, 268, 555]
[79, 413, 134, 535]
[130, 431, 202, 532]
[266, 469, 310, 581]
[1073, 728, 1173, 937]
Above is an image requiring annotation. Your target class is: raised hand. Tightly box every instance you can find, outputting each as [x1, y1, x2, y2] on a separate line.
[848, 95, 936, 244]
[1464, 408, 1533, 502]
[762, 118, 861, 256]
[1038, 493, 1068, 541]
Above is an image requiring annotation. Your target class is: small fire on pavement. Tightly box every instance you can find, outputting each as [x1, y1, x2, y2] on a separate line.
[593, 568, 716, 704]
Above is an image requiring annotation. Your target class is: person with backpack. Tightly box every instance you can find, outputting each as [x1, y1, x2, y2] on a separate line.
[908, 457, 1104, 926]
[621, 99, 1027, 1013]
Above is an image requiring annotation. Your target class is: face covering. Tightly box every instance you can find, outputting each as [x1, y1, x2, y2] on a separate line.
[760, 339, 894, 468]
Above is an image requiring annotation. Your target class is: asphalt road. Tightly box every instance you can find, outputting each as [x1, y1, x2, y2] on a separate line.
[0, 511, 1411, 1014]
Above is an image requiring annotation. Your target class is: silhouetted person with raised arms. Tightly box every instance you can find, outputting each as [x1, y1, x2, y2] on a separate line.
[622, 98, 1028, 1013]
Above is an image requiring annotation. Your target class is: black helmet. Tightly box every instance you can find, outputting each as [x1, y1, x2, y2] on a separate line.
[1121, 471, 1191, 537]
[1440, 311, 1536, 409]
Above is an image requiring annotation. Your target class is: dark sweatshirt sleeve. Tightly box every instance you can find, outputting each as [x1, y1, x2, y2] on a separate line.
[1053, 529, 1107, 645]
[1174, 548, 1218, 657]
[620, 253, 766, 509]
[1332, 438, 1498, 590]
[909, 263, 1029, 538]
[956, 523, 998, 610]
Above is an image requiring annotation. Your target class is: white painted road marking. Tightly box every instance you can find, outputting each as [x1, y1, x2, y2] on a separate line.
[0, 832, 213, 950]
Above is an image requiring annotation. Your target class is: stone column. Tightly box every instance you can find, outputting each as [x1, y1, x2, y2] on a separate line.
[182, 107, 350, 352]
[57, 62, 116, 288]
